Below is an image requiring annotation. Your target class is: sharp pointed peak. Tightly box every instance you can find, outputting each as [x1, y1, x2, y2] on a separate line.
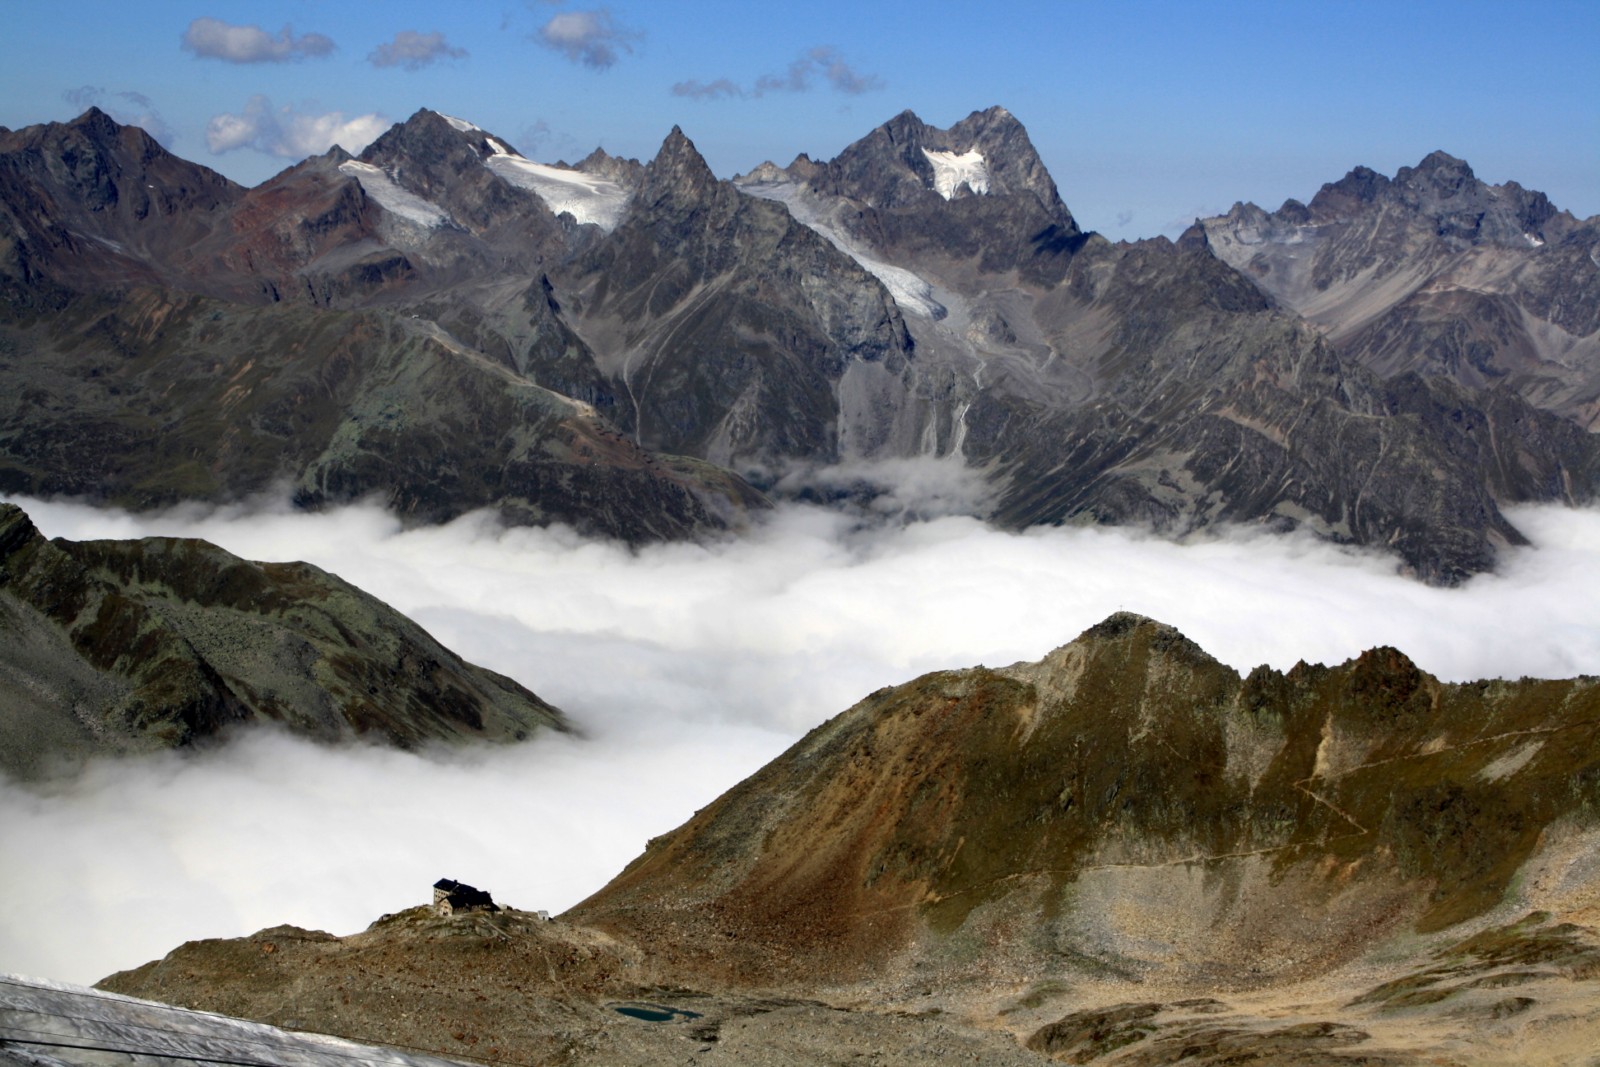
[651, 125, 710, 170]
[65, 106, 149, 143]
[70, 106, 115, 126]
[641, 125, 717, 203]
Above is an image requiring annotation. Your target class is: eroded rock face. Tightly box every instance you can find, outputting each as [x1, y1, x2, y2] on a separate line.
[0, 502, 569, 777]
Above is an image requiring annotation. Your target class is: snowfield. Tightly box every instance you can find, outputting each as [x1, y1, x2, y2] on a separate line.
[921, 148, 991, 200]
[483, 141, 630, 232]
[337, 161, 450, 228]
[738, 178, 946, 318]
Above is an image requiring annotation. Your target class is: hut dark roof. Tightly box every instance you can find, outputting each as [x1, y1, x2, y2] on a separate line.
[433, 878, 498, 911]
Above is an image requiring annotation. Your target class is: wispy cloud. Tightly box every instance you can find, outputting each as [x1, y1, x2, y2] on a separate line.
[759, 46, 882, 95]
[205, 96, 387, 159]
[61, 86, 174, 146]
[535, 9, 639, 69]
[368, 30, 467, 71]
[671, 77, 742, 101]
[673, 46, 883, 101]
[180, 17, 335, 64]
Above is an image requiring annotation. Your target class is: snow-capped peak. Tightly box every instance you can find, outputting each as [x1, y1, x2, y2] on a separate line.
[921, 148, 991, 200]
[439, 113, 481, 134]
[482, 139, 630, 231]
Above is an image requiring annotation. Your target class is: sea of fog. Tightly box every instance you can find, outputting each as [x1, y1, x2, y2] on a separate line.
[4, 493, 1599, 985]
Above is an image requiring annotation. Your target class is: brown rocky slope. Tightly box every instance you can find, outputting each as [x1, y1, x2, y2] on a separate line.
[100, 615, 1600, 1063]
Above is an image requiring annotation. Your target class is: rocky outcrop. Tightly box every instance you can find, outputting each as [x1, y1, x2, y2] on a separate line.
[0, 502, 569, 778]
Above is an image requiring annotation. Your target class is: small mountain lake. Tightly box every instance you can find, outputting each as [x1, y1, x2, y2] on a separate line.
[609, 1002, 703, 1023]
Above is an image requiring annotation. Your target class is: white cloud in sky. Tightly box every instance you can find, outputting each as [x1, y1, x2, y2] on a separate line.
[368, 30, 467, 71]
[536, 9, 638, 70]
[181, 17, 335, 64]
[2, 494, 1598, 984]
[205, 96, 388, 159]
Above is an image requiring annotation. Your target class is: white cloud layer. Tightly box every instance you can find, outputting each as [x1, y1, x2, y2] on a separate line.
[205, 96, 388, 159]
[3, 495, 1599, 984]
[181, 18, 335, 64]
[368, 30, 467, 71]
[536, 10, 637, 69]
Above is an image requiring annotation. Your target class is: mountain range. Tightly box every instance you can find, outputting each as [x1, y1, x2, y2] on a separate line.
[3, 106, 1597, 581]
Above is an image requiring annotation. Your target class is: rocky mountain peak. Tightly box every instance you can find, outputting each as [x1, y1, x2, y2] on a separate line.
[639, 125, 718, 207]
[1309, 163, 1391, 213]
[1303, 150, 1562, 244]
[878, 108, 929, 146]
[1062, 610, 1222, 673]
[361, 108, 478, 166]
[573, 146, 645, 188]
[1393, 149, 1476, 201]
[67, 105, 120, 137]
[1407, 148, 1472, 177]
[820, 105, 1073, 223]
[19, 108, 237, 196]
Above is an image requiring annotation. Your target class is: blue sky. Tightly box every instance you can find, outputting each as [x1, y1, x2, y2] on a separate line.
[2, 0, 1595, 240]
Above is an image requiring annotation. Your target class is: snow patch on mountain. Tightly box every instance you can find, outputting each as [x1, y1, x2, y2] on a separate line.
[922, 148, 990, 200]
[337, 161, 449, 227]
[739, 178, 946, 318]
[439, 113, 481, 134]
[483, 141, 629, 231]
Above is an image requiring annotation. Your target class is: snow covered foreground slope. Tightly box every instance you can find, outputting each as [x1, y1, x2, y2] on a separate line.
[0, 973, 468, 1066]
